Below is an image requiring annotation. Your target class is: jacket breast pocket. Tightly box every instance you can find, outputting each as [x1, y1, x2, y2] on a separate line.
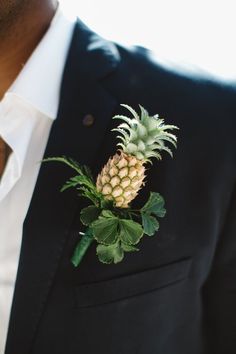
[73, 258, 193, 354]
[75, 257, 192, 308]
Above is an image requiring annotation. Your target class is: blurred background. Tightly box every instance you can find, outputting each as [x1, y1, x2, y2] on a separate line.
[60, 0, 236, 81]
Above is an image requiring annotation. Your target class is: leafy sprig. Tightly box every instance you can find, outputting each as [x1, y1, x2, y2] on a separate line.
[43, 157, 104, 207]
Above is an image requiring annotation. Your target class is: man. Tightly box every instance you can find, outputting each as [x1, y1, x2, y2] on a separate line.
[0, 0, 235, 353]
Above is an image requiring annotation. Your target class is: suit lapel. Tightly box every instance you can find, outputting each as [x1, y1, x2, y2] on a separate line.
[5, 19, 120, 354]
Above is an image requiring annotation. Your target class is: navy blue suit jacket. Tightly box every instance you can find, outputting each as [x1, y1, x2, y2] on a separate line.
[5, 18, 236, 354]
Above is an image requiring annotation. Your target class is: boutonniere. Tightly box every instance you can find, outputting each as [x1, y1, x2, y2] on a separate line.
[44, 104, 178, 267]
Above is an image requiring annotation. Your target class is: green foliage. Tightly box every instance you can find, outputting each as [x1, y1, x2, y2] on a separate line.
[100, 198, 114, 209]
[43, 155, 148, 265]
[71, 229, 94, 267]
[96, 238, 140, 264]
[141, 192, 166, 236]
[92, 216, 120, 245]
[91, 212, 144, 263]
[43, 156, 93, 177]
[119, 219, 143, 245]
[42, 156, 103, 207]
[96, 241, 124, 264]
[121, 243, 139, 252]
[112, 104, 179, 162]
[71, 192, 167, 266]
[43, 122, 171, 266]
[141, 192, 166, 217]
[141, 214, 159, 236]
[92, 214, 143, 245]
[101, 210, 115, 218]
[80, 206, 101, 226]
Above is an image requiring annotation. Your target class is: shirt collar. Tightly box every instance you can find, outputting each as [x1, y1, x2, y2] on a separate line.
[0, 6, 76, 200]
[7, 6, 76, 120]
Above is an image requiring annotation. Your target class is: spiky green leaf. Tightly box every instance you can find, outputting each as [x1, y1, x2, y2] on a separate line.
[112, 104, 179, 162]
[120, 104, 140, 121]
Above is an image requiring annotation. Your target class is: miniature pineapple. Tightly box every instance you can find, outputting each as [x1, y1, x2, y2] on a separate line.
[96, 104, 178, 208]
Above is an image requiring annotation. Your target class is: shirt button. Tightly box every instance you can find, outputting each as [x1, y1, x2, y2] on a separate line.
[82, 114, 95, 127]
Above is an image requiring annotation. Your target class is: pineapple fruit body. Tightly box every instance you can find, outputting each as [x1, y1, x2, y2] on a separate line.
[96, 152, 145, 208]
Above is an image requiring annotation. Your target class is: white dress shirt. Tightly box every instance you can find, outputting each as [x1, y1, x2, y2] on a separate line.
[0, 7, 75, 353]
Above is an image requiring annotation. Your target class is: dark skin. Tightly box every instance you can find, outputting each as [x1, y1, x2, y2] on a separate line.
[0, 0, 58, 100]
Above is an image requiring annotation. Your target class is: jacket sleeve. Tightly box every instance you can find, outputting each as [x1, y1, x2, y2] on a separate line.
[203, 182, 236, 354]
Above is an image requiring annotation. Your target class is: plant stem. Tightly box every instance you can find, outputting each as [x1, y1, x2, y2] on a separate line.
[71, 228, 94, 267]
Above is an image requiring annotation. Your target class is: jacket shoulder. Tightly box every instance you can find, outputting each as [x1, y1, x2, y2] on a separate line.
[108, 43, 236, 112]
[102, 42, 236, 164]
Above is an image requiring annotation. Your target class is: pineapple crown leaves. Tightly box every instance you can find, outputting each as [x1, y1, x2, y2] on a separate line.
[112, 104, 179, 162]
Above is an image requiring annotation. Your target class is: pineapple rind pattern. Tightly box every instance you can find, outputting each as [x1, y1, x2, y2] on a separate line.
[96, 152, 145, 208]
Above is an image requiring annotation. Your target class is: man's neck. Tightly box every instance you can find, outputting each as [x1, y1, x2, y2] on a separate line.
[0, 0, 58, 100]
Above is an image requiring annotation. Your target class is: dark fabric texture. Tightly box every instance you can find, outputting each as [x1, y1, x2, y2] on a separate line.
[5, 17, 236, 354]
